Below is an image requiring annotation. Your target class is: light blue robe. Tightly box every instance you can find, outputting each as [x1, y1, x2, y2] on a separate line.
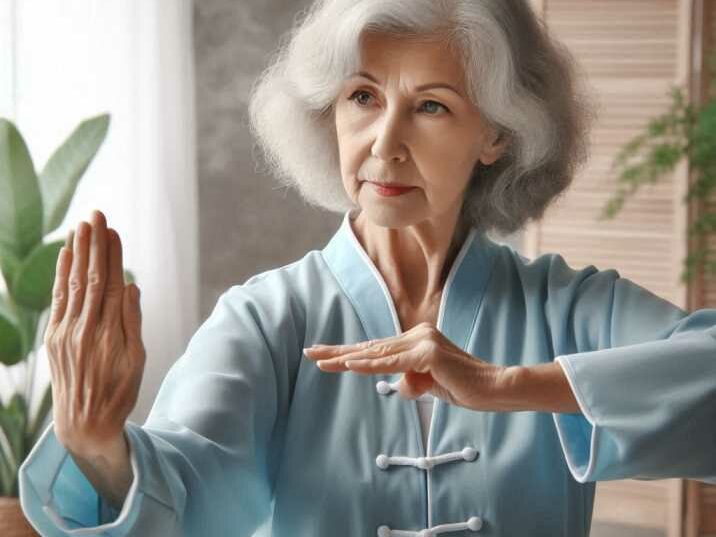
[18, 208, 716, 536]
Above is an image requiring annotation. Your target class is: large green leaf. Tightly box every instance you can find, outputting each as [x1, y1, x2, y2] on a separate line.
[13, 306, 39, 362]
[27, 383, 53, 450]
[0, 393, 28, 496]
[12, 240, 64, 311]
[0, 241, 22, 295]
[0, 119, 44, 259]
[123, 268, 135, 284]
[0, 432, 13, 495]
[39, 114, 110, 235]
[0, 393, 26, 460]
[0, 293, 23, 366]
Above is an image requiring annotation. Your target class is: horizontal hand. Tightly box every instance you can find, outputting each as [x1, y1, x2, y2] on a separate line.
[303, 322, 507, 411]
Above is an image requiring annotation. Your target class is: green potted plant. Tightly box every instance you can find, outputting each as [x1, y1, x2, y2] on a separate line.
[600, 49, 716, 284]
[0, 113, 134, 535]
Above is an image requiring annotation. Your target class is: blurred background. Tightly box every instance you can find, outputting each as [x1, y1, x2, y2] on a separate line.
[1, 0, 715, 535]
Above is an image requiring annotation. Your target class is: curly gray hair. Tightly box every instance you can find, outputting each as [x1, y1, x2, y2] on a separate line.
[247, 0, 598, 235]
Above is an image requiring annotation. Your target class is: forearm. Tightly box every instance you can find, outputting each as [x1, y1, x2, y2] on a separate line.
[499, 362, 581, 414]
[67, 432, 134, 511]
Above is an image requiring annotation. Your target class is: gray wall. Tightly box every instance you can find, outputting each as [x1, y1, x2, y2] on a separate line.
[194, 0, 339, 317]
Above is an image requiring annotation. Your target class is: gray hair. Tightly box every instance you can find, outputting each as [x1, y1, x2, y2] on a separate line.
[247, 0, 598, 235]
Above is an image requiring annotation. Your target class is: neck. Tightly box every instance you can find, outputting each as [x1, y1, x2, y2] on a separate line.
[350, 209, 471, 307]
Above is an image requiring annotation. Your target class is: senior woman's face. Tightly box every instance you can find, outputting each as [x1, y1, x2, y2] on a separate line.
[334, 32, 506, 229]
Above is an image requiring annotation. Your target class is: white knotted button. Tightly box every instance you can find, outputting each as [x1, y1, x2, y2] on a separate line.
[376, 516, 483, 536]
[376, 380, 392, 395]
[461, 447, 478, 462]
[376, 447, 479, 470]
[375, 380, 434, 402]
[377, 525, 391, 537]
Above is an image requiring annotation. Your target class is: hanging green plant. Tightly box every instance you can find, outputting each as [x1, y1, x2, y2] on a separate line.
[600, 49, 716, 284]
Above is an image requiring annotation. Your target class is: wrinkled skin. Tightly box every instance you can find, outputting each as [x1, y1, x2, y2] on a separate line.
[45, 209, 145, 454]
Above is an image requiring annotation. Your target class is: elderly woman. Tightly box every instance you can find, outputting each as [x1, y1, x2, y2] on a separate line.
[18, 0, 716, 536]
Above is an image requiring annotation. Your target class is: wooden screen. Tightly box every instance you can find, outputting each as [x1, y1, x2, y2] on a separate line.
[526, 1, 695, 536]
[686, 3, 716, 537]
[526, 0, 688, 306]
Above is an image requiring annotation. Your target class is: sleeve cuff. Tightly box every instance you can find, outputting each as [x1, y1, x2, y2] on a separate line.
[551, 356, 601, 483]
[19, 421, 144, 536]
[551, 330, 716, 484]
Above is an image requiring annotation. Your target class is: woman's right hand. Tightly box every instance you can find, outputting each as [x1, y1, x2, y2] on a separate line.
[45, 209, 146, 456]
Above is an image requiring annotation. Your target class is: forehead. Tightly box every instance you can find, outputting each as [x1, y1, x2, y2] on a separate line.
[357, 31, 466, 85]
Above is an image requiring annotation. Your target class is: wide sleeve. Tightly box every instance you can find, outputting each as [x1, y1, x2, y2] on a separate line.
[542, 254, 716, 484]
[18, 281, 301, 536]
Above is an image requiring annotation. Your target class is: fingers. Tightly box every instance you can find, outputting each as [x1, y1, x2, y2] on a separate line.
[47, 228, 76, 330]
[310, 346, 386, 371]
[122, 283, 143, 349]
[343, 353, 407, 373]
[66, 227, 75, 250]
[305, 336, 408, 361]
[65, 220, 91, 320]
[100, 228, 125, 327]
[47, 246, 72, 331]
[79, 210, 109, 329]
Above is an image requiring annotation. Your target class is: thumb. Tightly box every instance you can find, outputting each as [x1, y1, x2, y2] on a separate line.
[398, 370, 434, 400]
[122, 284, 143, 347]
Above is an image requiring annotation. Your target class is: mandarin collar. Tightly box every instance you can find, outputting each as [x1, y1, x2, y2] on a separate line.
[321, 209, 496, 350]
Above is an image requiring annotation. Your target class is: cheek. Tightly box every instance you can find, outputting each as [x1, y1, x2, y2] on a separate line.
[414, 142, 477, 202]
[336, 136, 360, 177]
[335, 124, 368, 176]
[422, 132, 480, 176]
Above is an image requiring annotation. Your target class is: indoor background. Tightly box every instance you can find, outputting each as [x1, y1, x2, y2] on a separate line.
[1, 0, 714, 535]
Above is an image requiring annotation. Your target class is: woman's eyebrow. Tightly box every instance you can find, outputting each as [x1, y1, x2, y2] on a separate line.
[350, 71, 464, 98]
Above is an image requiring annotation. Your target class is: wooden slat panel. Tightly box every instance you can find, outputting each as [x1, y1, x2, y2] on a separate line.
[547, 0, 678, 79]
[693, 5, 716, 537]
[538, 0, 682, 307]
[536, 2, 690, 536]
[593, 480, 681, 529]
[701, 482, 716, 532]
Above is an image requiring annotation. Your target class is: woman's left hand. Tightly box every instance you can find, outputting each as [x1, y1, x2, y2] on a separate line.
[303, 322, 508, 411]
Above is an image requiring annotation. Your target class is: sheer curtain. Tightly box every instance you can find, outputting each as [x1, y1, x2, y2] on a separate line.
[0, 0, 198, 424]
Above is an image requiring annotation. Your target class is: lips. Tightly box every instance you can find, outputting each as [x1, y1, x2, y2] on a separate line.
[367, 179, 412, 188]
[366, 181, 416, 197]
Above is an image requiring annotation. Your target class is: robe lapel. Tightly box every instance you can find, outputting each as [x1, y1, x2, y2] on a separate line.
[321, 208, 497, 456]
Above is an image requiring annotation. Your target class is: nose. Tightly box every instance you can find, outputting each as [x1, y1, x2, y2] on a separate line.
[371, 107, 408, 163]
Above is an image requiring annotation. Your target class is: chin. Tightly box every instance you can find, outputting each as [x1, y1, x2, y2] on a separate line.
[359, 203, 423, 230]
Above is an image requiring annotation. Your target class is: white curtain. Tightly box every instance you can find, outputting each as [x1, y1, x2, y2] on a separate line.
[0, 0, 198, 425]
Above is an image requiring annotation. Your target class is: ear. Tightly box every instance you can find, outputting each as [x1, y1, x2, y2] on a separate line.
[478, 129, 510, 166]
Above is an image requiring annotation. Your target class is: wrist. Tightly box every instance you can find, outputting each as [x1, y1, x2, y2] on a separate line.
[495, 362, 581, 414]
[493, 365, 527, 411]
[67, 431, 128, 461]
[67, 432, 133, 511]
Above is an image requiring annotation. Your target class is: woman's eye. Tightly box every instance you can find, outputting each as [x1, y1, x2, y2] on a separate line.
[419, 100, 449, 115]
[348, 90, 449, 115]
[348, 90, 374, 107]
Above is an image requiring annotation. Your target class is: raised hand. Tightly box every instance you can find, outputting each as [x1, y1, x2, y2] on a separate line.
[44, 209, 145, 455]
